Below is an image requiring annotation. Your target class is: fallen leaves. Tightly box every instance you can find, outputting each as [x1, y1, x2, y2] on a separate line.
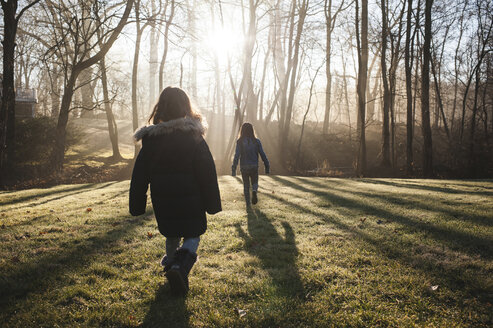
[236, 308, 247, 318]
[86, 208, 92, 212]
[15, 232, 31, 240]
[430, 285, 439, 291]
[147, 232, 154, 239]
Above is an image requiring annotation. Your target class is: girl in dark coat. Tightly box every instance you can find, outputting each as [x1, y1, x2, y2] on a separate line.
[130, 86, 221, 295]
[232, 123, 270, 206]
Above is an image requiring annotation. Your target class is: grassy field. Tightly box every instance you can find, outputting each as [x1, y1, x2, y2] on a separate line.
[0, 177, 492, 327]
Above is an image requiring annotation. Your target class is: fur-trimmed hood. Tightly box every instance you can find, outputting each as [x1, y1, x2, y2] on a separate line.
[133, 117, 206, 142]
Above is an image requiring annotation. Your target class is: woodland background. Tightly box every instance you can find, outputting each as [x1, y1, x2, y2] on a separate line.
[1, 0, 492, 188]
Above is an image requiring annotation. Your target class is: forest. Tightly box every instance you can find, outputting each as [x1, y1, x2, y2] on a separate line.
[1, 0, 492, 187]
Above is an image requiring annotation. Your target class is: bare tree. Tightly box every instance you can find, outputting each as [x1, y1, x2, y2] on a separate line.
[0, 0, 41, 185]
[421, 0, 433, 177]
[46, 0, 134, 171]
[280, 0, 309, 166]
[380, 0, 391, 168]
[405, 0, 414, 175]
[158, 0, 176, 91]
[355, 0, 368, 176]
[323, 0, 347, 134]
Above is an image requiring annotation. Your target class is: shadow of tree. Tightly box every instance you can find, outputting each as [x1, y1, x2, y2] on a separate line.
[266, 176, 492, 303]
[359, 178, 493, 196]
[236, 208, 304, 299]
[0, 213, 153, 312]
[0, 181, 119, 208]
[272, 176, 493, 258]
[140, 284, 189, 328]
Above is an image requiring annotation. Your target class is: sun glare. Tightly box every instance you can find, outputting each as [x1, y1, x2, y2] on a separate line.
[205, 27, 243, 64]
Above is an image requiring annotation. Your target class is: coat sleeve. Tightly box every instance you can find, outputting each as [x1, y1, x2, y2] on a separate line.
[129, 143, 150, 216]
[257, 139, 270, 173]
[231, 140, 240, 174]
[194, 139, 222, 215]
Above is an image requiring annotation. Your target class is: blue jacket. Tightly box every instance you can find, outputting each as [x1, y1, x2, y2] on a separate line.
[232, 138, 270, 173]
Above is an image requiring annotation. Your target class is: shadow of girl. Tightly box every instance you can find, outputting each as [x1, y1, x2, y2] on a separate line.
[236, 208, 304, 299]
[140, 284, 189, 328]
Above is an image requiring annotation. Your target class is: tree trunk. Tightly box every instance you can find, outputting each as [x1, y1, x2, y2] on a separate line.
[431, 54, 450, 141]
[132, 0, 143, 158]
[158, 0, 175, 92]
[277, 1, 296, 160]
[149, 0, 158, 104]
[421, 0, 433, 177]
[242, 0, 259, 124]
[380, 0, 391, 167]
[468, 64, 481, 172]
[342, 54, 352, 144]
[0, 0, 18, 185]
[100, 56, 122, 160]
[51, 64, 61, 118]
[323, 0, 333, 134]
[389, 8, 405, 168]
[53, 73, 77, 172]
[405, 0, 414, 175]
[356, 0, 368, 176]
[296, 63, 322, 170]
[281, 0, 308, 166]
[188, 0, 198, 101]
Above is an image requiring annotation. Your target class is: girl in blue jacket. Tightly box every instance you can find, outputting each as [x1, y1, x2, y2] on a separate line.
[232, 123, 270, 206]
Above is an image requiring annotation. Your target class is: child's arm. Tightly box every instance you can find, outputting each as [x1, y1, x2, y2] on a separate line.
[231, 141, 240, 176]
[257, 139, 270, 174]
[129, 145, 150, 216]
[194, 139, 222, 214]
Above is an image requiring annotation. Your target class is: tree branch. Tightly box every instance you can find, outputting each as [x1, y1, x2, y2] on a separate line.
[16, 0, 42, 22]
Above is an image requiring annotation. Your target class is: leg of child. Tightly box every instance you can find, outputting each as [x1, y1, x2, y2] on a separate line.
[165, 237, 181, 264]
[181, 237, 200, 254]
[251, 168, 259, 204]
[241, 170, 251, 205]
[251, 168, 259, 192]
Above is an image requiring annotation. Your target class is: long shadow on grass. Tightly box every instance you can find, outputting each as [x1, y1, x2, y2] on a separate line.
[0, 213, 153, 314]
[5, 187, 130, 229]
[266, 177, 492, 302]
[273, 176, 493, 259]
[236, 208, 304, 299]
[297, 177, 493, 228]
[140, 284, 189, 328]
[359, 178, 493, 196]
[0, 181, 120, 210]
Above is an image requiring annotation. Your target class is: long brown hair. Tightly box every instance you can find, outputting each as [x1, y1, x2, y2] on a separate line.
[238, 122, 256, 140]
[148, 86, 201, 124]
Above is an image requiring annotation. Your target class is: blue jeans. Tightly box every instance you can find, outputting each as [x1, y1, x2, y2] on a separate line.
[241, 167, 259, 204]
[166, 237, 200, 262]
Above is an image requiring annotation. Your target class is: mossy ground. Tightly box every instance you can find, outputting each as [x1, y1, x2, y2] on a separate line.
[1, 177, 492, 327]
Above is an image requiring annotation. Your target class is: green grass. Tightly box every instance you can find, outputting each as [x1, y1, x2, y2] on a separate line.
[1, 177, 492, 327]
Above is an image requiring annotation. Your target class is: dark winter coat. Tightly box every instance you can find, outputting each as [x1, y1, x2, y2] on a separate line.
[129, 117, 221, 237]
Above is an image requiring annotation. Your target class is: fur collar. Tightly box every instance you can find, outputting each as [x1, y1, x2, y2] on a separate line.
[134, 117, 206, 142]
